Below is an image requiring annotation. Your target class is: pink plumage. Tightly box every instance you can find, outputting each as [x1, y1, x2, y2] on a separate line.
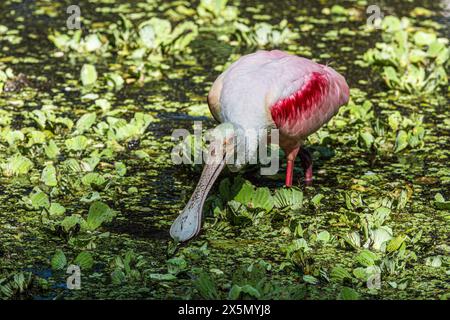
[208, 50, 349, 184]
[270, 71, 329, 131]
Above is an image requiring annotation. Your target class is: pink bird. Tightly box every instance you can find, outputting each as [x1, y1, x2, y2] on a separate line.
[171, 50, 349, 242]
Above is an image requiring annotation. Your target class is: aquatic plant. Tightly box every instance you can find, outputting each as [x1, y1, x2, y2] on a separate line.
[197, 0, 238, 23]
[333, 98, 427, 155]
[194, 260, 306, 300]
[110, 250, 149, 285]
[206, 177, 303, 226]
[252, 20, 299, 47]
[109, 250, 186, 285]
[48, 30, 108, 55]
[363, 16, 449, 94]
[0, 64, 19, 94]
[358, 112, 426, 154]
[51, 250, 94, 271]
[0, 272, 35, 300]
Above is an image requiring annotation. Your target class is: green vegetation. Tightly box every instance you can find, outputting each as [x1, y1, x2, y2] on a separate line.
[363, 16, 448, 94]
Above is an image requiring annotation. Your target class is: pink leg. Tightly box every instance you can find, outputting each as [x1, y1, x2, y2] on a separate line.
[299, 148, 313, 183]
[284, 147, 300, 187]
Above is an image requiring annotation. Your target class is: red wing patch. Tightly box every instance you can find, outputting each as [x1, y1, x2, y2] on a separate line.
[270, 72, 329, 127]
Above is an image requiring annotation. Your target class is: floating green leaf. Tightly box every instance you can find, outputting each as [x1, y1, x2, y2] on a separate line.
[74, 252, 94, 270]
[44, 140, 60, 159]
[49, 202, 66, 216]
[330, 266, 352, 283]
[80, 64, 98, 87]
[274, 187, 303, 210]
[355, 250, 379, 267]
[65, 135, 90, 151]
[75, 113, 97, 134]
[86, 201, 117, 231]
[317, 230, 330, 243]
[194, 272, 220, 299]
[386, 235, 406, 252]
[434, 193, 450, 210]
[51, 250, 67, 271]
[228, 284, 261, 300]
[148, 273, 177, 281]
[1, 154, 34, 176]
[40, 164, 57, 187]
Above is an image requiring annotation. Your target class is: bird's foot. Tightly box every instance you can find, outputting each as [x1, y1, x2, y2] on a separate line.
[284, 146, 300, 187]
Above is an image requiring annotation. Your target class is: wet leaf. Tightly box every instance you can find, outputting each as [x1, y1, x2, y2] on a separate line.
[274, 188, 303, 210]
[44, 140, 60, 159]
[311, 193, 325, 207]
[330, 266, 352, 283]
[51, 250, 67, 271]
[2, 154, 34, 176]
[394, 130, 408, 153]
[65, 136, 90, 151]
[80, 64, 98, 87]
[302, 275, 319, 285]
[148, 273, 177, 281]
[49, 202, 66, 216]
[167, 257, 188, 275]
[434, 193, 450, 210]
[194, 272, 220, 299]
[317, 231, 330, 243]
[387, 235, 406, 252]
[425, 256, 442, 268]
[60, 214, 85, 232]
[413, 31, 437, 46]
[81, 173, 106, 188]
[75, 113, 97, 134]
[370, 227, 393, 251]
[228, 284, 260, 300]
[115, 162, 127, 177]
[355, 250, 379, 267]
[28, 190, 50, 209]
[251, 187, 274, 212]
[40, 164, 57, 187]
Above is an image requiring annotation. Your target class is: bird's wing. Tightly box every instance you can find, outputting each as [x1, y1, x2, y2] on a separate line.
[265, 55, 349, 138]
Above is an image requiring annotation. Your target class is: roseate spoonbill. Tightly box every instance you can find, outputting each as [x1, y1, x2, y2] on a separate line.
[170, 50, 349, 242]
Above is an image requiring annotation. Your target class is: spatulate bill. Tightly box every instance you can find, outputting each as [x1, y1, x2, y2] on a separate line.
[170, 147, 227, 242]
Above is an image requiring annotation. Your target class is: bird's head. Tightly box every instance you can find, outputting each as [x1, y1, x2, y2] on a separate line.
[205, 122, 264, 172]
[170, 122, 236, 242]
